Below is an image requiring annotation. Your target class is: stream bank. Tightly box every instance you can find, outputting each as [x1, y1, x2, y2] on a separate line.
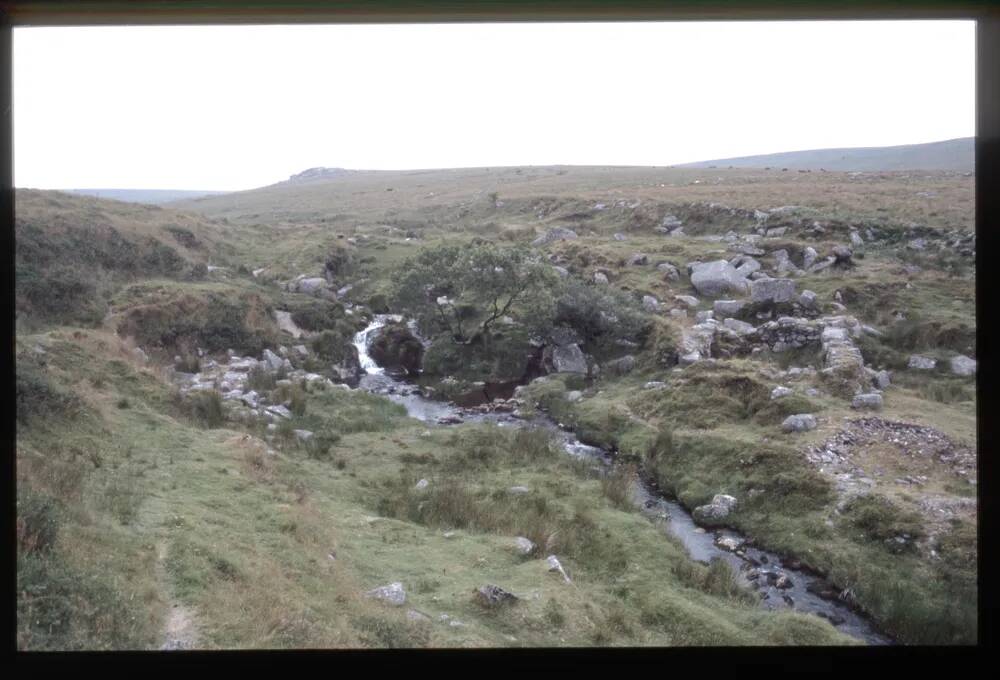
[352, 316, 892, 646]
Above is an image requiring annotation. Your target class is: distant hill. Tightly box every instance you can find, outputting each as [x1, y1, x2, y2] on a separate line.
[64, 188, 230, 204]
[678, 137, 974, 172]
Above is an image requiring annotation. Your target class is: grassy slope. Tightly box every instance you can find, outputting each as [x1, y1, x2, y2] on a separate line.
[678, 137, 974, 173]
[14, 190, 242, 330]
[15, 329, 853, 649]
[16, 162, 976, 648]
[172, 165, 973, 233]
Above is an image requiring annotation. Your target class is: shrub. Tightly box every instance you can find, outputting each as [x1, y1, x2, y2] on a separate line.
[16, 361, 83, 423]
[174, 354, 201, 374]
[17, 549, 152, 650]
[118, 290, 279, 356]
[246, 365, 276, 391]
[289, 388, 308, 417]
[421, 327, 537, 384]
[101, 466, 143, 525]
[554, 279, 650, 356]
[353, 615, 429, 648]
[311, 328, 360, 364]
[15, 263, 109, 326]
[307, 430, 341, 460]
[842, 494, 925, 544]
[544, 599, 566, 627]
[186, 263, 208, 281]
[391, 241, 559, 342]
[16, 490, 61, 555]
[600, 464, 636, 510]
[288, 299, 347, 333]
[185, 390, 225, 428]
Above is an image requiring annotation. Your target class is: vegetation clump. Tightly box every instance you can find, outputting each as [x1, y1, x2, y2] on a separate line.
[392, 241, 560, 343]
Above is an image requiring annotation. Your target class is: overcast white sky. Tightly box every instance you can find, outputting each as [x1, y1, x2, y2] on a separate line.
[14, 20, 975, 191]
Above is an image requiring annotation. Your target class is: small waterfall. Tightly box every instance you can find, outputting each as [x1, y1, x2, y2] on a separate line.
[353, 314, 403, 375]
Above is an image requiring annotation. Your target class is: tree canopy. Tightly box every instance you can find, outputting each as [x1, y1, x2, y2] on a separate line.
[391, 241, 560, 343]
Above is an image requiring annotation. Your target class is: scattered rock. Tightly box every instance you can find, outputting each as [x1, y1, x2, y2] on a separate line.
[604, 355, 636, 376]
[415, 478, 430, 491]
[749, 278, 796, 304]
[735, 257, 761, 277]
[657, 263, 680, 281]
[802, 247, 818, 270]
[908, 355, 937, 370]
[532, 228, 578, 247]
[642, 295, 660, 312]
[514, 537, 536, 556]
[674, 295, 699, 309]
[545, 342, 589, 375]
[593, 271, 609, 285]
[295, 277, 330, 295]
[626, 253, 649, 266]
[797, 290, 818, 310]
[262, 348, 284, 371]
[266, 404, 293, 419]
[950, 355, 976, 376]
[692, 494, 738, 522]
[366, 582, 406, 606]
[852, 393, 884, 411]
[832, 246, 854, 267]
[546, 555, 572, 583]
[715, 536, 744, 552]
[690, 260, 749, 297]
[771, 386, 793, 400]
[782, 414, 817, 433]
[475, 584, 519, 608]
[713, 299, 746, 318]
[722, 318, 755, 335]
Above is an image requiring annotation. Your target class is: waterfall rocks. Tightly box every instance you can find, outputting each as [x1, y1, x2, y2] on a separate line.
[368, 322, 424, 376]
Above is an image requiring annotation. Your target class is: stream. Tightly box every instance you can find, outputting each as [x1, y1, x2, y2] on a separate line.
[353, 315, 892, 646]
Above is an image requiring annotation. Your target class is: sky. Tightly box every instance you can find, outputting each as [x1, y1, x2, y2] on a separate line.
[14, 20, 975, 191]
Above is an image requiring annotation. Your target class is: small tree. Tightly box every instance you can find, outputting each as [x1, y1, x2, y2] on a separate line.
[392, 241, 559, 345]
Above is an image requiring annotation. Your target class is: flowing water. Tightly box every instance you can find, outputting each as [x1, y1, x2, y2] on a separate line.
[352, 316, 892, 645]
